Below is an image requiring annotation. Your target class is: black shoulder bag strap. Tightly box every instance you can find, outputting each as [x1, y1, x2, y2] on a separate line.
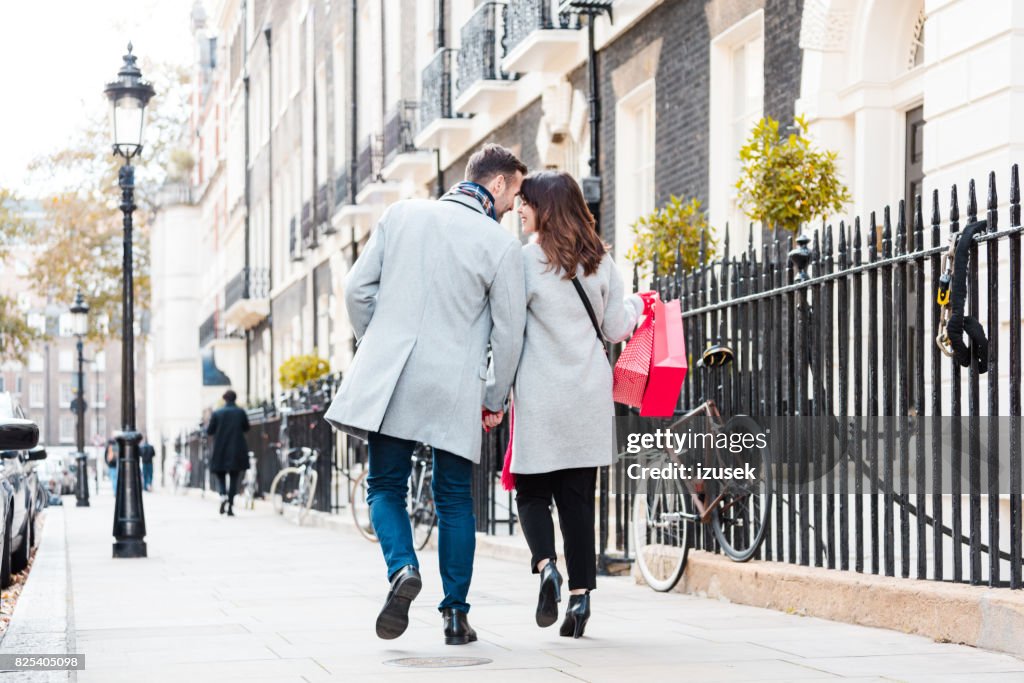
[571, 276, 607, 355]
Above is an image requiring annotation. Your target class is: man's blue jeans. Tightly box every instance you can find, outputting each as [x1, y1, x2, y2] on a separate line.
[367, 432, 475, 613]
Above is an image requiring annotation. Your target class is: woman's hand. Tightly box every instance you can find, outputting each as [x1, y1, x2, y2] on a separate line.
[638, 290, 659, 315]
[481, 409, 505, 431]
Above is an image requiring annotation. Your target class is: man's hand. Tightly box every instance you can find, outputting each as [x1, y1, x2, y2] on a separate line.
[481, 408, 505, 431]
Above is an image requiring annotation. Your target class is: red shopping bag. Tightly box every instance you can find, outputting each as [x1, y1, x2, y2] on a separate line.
[613, 308, 656, 408]
[639, 297, 687, 417]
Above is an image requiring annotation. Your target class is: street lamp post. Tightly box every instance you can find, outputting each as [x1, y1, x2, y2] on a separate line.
[70, 290, 90, 507]
[104, 43, 155, 559]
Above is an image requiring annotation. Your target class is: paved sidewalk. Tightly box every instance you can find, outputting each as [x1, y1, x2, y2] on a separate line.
[59, 490, 1024, 682]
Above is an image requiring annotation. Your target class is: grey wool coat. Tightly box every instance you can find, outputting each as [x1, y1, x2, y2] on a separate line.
[510, 242, 643, 475]
[324, 194, 526, 463]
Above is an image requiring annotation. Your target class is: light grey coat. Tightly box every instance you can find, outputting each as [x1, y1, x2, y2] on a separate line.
[510, 242, 643, 474]
[324, 194, 526, 463]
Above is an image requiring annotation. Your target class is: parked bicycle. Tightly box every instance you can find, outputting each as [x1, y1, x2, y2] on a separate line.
[350, 443, 436, 550]
[241, 451, 259, 510]
[628, 344, 774, 591]
[269, 446, 319, 524]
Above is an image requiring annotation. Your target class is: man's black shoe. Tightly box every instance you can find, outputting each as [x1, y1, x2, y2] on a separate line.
[375, 565, 422, 640]
[442, 607, 477, 645]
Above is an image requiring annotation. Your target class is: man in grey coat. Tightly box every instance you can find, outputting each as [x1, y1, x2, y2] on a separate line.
[325, 144, 527, 645]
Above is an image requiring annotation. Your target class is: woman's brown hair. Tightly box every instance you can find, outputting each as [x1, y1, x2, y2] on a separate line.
[519, 171, 607, 279]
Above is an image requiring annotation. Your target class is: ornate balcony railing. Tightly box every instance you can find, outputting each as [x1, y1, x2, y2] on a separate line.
[316, 182, 329, 224]
[334, 170, 350, 208]
[198, 312, 220, 348]
[457, 2, 512, 100]
[289, 215, 303, 261]
[503, 0, 575, 55]
[224, 267, 270, 311]
[383, 100, 419, 166]
[420, 48, 456, 132]
[301, 200, 314, 246]
[356, 135, 383, 192]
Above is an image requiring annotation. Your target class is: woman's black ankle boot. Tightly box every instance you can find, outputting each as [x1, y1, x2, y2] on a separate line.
[559, 592, 591, 638]
[535, 560, 562, 627]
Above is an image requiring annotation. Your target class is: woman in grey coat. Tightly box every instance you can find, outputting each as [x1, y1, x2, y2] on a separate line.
[509, 171, 650, 638]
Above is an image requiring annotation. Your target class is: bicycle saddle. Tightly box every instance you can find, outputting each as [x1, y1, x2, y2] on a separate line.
[701, 343, 734, 367]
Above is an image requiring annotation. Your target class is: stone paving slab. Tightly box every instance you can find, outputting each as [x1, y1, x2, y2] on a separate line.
[26, 489, 1022, 682]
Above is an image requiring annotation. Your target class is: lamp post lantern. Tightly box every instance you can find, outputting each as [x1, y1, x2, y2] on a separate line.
[104, 42, 154, 559]
[70, 289, 90, 507]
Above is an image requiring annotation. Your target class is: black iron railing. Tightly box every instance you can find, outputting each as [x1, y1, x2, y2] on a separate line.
[198, 311, 219, 348]
[383, 100, 419, 166]
[606, 165, 1024, 590]
[457, 2, 512, 101]
[316, 183, 329, 226]
[289, 215, 303, 262]
[421, 48, 457, 131]
[334, 170, 351, 208]
[301, 200, 314, 247]
[356, 135, 383, 192]
[503, 0, 575, 54]
[224, 267, 270, 310]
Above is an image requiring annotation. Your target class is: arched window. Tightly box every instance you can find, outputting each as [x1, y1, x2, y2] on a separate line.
[909, 9, 925, 69]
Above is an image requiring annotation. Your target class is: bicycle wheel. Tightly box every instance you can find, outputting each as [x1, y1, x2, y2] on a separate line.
[632, 468, 693, 592]
[708, 415, 774, 562]
[350, 470, 378, 542]
[296, 471, 318, 525]
[270, 467, 302, 516]
[411, 485, 436, 551]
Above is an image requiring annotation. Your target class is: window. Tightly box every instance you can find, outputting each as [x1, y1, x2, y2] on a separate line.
[59, 380, 73, 407]
[15, 377, 22, 394]
[27, 312, 46, 334]
[28, 352, 44, 372]
[95, 378, 106, 407]
[0, 377, 4, 392]
[59, 350, 74, 372]
[59, 415, 74, 444]
[614, 80, 656, 280]
[29, 380, 44, 407]
[94, 351, 106, 372]
[709, 11, 764, 250]
[58, 312, 75, 337]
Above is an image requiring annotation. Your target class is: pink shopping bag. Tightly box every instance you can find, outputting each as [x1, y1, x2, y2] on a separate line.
[639, 297, 687, 417]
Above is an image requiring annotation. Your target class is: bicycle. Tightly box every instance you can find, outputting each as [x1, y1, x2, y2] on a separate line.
[241, 451, 259, 510]
[269, 447, 319, 524]
[350, 443, 436, 551]
[629, 344, 775, 591]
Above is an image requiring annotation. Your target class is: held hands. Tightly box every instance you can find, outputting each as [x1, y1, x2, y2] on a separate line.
[481, 407, 505, 431]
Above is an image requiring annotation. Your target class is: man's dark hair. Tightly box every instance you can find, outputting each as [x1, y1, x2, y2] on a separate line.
[465, 144, 527, 186]
[223, 390, 237, 403]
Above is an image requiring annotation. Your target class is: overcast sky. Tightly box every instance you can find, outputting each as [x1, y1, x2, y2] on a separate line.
[0, 1, 194, 196]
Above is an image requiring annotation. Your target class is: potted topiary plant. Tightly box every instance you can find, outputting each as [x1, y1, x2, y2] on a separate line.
[735, 115, 851, 233]
[625, 195, 717, 279]
[278, 352, 331, 390]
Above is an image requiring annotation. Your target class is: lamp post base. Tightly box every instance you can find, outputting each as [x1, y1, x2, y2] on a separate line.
[112, 539, 147, 558]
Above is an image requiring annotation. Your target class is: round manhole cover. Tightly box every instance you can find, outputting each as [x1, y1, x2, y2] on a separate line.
[384, 656, 492, 668]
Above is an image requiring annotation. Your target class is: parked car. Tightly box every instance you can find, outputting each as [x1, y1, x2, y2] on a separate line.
[37, 451, 75, 496]
[0, 393, 46, 588]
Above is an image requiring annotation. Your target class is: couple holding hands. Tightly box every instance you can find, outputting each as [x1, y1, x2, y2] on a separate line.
[326, 143, 650, 645]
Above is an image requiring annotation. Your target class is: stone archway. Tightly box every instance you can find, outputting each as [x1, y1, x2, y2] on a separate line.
[797, 0, 925, 221]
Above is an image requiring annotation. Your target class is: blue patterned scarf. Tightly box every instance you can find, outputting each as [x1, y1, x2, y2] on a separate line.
[443, 181, 497, 221]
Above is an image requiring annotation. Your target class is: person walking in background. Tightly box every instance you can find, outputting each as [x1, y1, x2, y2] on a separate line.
[206, 390, 250, 516]
[325, 144, 527, 645]
[104, 437, 118, 493]
[139, 435, 156, 492]
[508, 171, 650, 638]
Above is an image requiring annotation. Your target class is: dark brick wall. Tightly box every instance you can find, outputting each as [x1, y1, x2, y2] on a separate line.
[598, 0, 711, 245]
[442, 97, 544, 187]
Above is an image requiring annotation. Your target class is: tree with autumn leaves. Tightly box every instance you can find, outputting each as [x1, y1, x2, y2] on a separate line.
[0, 62, 190, 362]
